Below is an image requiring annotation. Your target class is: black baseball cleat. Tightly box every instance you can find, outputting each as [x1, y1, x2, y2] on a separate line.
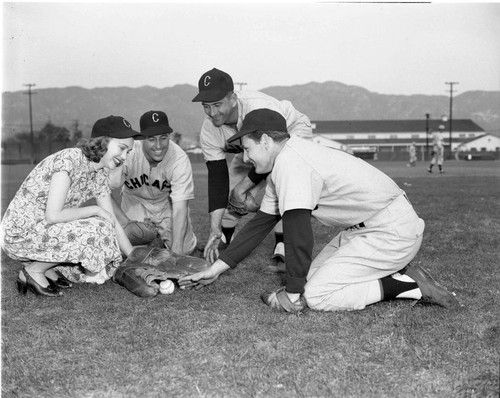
[264, 260, 286, 274]
[402, 263, 460, 309]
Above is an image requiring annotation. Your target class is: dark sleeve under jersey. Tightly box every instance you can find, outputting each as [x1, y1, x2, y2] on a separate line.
[206, 160, 229, 213]
[218, 210, 281, 268]
[247, 166, 270, 185]
[282, 209, 314, 294]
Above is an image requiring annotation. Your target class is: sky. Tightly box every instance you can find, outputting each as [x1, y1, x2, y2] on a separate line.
[2, 1, 500, 96]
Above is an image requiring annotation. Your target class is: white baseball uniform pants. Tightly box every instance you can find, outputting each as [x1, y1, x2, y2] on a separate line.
[121, 196, 197, 255]
[304, 194, 425, 312]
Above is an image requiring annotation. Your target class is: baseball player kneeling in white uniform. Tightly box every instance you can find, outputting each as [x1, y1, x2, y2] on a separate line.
[179, 109, 460, 313]
[110, 110, 198, 255]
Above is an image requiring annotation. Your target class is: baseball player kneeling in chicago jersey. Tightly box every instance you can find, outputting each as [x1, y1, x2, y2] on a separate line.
[179, 109, 460, 313]
[110, 110, 197, 255]
[192, 68, 313, 264]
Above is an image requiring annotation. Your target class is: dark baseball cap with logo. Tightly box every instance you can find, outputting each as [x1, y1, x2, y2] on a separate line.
[228, 109, 287, 143]
[192, 68, 234, 102]
[140, 110, 174, 137]
[91, 116, 144, 139]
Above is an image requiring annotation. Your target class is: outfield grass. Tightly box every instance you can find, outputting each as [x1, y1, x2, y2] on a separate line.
[1, 160, 499, 397]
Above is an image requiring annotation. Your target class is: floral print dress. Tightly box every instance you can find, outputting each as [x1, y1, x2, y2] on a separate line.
[1, 148, 122, 283]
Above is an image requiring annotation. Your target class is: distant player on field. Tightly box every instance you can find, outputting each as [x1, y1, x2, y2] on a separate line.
[428, 125, 445, 173]
[192, 68, 313, 264]
[408, 142, 417, 167]
[179, 109, 460, 313]
[110, 110, 198, 255]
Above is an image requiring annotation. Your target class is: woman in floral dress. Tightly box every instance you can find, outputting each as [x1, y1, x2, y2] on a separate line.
[1, 115, 144, 297]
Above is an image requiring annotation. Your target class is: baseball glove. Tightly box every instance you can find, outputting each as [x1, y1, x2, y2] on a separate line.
[123, 220, 158, 246]
[113, 246, 210, 298]
[227, 190, 260, 216]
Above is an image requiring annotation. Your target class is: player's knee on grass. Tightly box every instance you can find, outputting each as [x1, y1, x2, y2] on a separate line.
[124, 221, 158, 246]
[303, 282, 375, 312]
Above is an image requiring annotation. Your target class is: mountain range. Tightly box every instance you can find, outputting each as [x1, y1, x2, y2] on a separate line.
[2, 82, 499, 143]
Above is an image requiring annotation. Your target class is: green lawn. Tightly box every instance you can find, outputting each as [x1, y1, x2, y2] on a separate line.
[1, 160, 499, 397]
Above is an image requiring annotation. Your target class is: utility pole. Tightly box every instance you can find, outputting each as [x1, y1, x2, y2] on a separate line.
[234, 82, 247, 91]
[445, 82, 459, 157]
[73, 120, 79, 141]
[425, 113, 430, 160]
[23, 83, 37, 164]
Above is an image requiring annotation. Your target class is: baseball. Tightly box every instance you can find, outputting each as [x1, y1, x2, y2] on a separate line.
[159, 280, 175, 295]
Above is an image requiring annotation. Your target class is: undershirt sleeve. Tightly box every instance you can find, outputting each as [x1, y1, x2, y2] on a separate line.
[218, 210, 281, 268]
[247, 166, 270, 185]
[282, 208, 313, 294]
[206, 160, 229, 213]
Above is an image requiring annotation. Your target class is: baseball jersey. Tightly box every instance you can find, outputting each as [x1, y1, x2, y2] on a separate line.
[260, 137, 403, 228]
[432, 131, 444, 148]
[200, 90, 313, 162]
[119, 141, 195, 221]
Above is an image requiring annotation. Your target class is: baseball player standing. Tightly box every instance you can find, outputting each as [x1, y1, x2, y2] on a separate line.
[428, 125, 446, 173]
[408, 142, 417, 167]
[110, 111, 198, 255]
[179, 109, 460, 313]
[192, 68, 313, 264]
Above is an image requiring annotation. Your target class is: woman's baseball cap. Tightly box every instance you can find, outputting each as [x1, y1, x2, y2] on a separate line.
[140, 111, 174, 137]
[192, 68, 234, 102]
[228, 109, 287, 143]
[91, 116, 144, 139]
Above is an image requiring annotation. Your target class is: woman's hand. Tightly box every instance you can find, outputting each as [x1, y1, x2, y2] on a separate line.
[95, 207, 115, 226]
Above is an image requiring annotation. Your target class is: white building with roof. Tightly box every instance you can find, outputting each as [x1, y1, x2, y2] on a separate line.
[311, 119, 486, 161]
[455, 134, 500, 160]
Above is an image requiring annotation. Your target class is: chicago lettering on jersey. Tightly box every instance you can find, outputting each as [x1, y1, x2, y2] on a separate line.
[124, 174, 171, 191]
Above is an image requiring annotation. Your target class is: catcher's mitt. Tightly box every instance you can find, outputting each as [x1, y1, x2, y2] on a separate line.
[123, 220, 158, 246]
[227, 190, 260, 216]
[113, 246, 210, 298]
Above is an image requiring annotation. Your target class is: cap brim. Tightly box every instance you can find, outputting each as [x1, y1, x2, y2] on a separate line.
[141, 125, 174, 137]
[192, 90, 230, 102]
[227, 129, 254, 143]
[111, 129, 145, 140]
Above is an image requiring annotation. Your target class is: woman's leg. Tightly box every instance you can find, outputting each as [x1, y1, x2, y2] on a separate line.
[19, 261, 59, 288]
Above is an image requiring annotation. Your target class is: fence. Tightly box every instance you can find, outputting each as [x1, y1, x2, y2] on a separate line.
[2, 141, 497, 165]
[1, 141, 71, 164]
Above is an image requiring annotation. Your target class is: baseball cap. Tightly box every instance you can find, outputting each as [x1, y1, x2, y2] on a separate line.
[140, 110, 174, 137]
[438, 124, 446, 130]
[91, 116, 143, 140]
[192, 68, 234, 102]
[227, 109, 287, 143]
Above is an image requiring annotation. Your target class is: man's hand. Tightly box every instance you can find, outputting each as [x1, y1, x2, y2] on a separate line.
[203, 231, 222, 264]
[178, 260, 230, 290]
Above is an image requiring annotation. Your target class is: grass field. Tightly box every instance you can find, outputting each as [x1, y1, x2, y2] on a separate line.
[1, 159, 499, 397]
